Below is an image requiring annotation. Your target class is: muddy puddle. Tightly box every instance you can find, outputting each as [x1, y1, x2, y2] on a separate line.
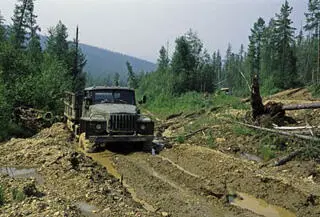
[0, 167, 44, 184]
[229, 192, 296, 217]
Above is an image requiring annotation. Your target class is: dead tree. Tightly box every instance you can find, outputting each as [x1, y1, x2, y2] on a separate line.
[251, 75, 265, 119]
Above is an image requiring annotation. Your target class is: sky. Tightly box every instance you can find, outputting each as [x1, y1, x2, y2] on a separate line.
[0, 0, 308, 62]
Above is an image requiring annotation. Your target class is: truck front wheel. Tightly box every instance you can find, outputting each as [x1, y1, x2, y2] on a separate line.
[79, 133, 98, 153]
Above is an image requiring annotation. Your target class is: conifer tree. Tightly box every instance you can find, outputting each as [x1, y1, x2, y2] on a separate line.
[157, 46, 169, 71]
[126, 61, 138, 89]
[274, 0, 297, 89]
[304, 0, 320, 83]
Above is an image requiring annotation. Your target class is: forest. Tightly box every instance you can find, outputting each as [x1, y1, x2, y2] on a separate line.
[0, 0, 319, 140]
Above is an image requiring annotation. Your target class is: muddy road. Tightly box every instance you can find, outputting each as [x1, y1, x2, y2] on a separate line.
[88, 143, 319, 217]
[0, 123, 319, 217]
[1, 88, 320, 217]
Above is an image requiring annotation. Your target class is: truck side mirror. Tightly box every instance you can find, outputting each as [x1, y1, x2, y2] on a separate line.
[138, 95, 147, 105]
[84, 97, 92, 109]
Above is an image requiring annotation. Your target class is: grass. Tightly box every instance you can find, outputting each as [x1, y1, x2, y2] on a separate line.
[206, 131, 217, 149]
[0, 185, 5, 206]
[12, 188, 26, 202]
[175, 135, 185, 144]
[308, 84, 320, 98]
[140, 91, 249, 119]
[232, 125, 256, 136]
[259, 145, 276, 161]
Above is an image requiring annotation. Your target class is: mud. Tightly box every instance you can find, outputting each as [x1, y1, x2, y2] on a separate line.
[1, 88, 320, 216]
[0, 124, 156, 217]
[230, 192, 296, 217]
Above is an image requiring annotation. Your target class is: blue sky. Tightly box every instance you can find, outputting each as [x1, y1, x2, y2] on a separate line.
[1, 0, 308, 62]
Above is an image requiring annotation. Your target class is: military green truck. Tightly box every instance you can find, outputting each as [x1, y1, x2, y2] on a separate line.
[64, 86, 154, 152]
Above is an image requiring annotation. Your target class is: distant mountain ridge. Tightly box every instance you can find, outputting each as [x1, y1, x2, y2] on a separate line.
[40, 35, 156, 80]
[79, 43, 156, 80]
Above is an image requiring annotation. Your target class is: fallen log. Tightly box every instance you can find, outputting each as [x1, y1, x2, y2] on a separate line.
[273, 126, 318, 130]
[185, 127, 209, 139]
[166, 112, 183, 120]
[235, 121, 320, 142]
[274, 149, 303, 167]
[167, 127, 209, 140]
[283, 102, 320, 111]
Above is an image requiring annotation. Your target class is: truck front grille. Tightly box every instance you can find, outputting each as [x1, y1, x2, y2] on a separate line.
[109, 114, 136, 132]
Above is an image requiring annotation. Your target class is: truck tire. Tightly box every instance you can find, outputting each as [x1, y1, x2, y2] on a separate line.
[142, 140, 153, 153]
[79, 133, 97, 153]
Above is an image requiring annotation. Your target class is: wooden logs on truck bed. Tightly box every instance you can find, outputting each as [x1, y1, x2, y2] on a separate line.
[13, 106, 60, 132]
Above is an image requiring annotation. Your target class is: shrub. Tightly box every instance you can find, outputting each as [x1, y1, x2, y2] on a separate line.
[176, 135, 185, 144]
[12, 188, 26, 202]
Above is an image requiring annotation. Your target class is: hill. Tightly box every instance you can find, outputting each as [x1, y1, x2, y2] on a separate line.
[79, 43, 156, 81]
[40, 36, 156, 81]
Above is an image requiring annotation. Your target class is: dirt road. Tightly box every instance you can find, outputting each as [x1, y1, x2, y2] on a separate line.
[1, 88, 320, 216]
[88, 143, 319, 217]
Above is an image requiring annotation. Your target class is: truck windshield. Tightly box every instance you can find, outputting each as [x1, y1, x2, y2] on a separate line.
[94, 90, 135, 105]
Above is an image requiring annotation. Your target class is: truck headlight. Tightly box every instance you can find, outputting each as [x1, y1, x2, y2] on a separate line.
[140, 124, 146, 130]
[96, 124, 102, 130]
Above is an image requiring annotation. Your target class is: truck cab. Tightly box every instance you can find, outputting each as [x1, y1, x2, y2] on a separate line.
[64, 86, 154, 152]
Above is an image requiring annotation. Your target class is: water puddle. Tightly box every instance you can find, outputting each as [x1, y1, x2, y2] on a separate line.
[240, 153, 262, 163]
[229, 192, 296, 217]
[76, 202, 100, 217]
[0, 167, 44, 184]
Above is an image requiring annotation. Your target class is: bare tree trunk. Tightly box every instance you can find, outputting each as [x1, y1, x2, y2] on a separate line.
[251, 75, 265, 119]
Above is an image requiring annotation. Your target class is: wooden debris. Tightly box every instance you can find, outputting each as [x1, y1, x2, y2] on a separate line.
[236, 121, 320, 142]
[166, 112, 183, 120]
[283, 102, 320, 111]
[274, 149, 303, 167]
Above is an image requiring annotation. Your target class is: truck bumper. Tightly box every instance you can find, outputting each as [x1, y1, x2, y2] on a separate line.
[89, 135, 154, 144]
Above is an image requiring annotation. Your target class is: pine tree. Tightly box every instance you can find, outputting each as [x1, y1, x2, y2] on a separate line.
[11, 0, 29, 48]
[69, 26, 86, 92]
[113, 72, 120, 87]
[0, 10, 5, 42]
[247, 17, 265, 79]
[274, 0, 297, 89]
[157, 46, 169, 71]
[126, 61, 138, 89]
[304, 0, 320, 83]
[25, 0, 42, 64]
[46, 21, 69, 61]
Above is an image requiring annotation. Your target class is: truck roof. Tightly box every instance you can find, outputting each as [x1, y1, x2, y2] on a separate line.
[85, 86, 134, 91]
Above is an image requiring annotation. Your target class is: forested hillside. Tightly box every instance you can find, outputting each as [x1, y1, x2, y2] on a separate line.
[135, 0, 320, 112]
[39, 35, 156, 83]
[0, 1, 85, 140]
[0, 0, 319, 140]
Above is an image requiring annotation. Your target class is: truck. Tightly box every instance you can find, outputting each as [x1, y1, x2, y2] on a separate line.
[64, 86, 154, 152]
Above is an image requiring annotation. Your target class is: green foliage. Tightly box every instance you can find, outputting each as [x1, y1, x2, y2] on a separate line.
[308, 84, 320, 98]
[157, 46, 169, 71]
[232, 125, 255, 136]
[126, 61, 138, 89]
[0, 2, 86, 141]
[11, 188, 26, 202]
[176, 135, 185, 144]
[206, 131, 216, 149]
[259, 145, 276, 161]
[0, 185, 4, 206]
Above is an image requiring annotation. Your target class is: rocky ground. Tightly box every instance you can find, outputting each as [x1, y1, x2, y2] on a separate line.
[0, 124, 156, 217]
[1, 88, 320, 217]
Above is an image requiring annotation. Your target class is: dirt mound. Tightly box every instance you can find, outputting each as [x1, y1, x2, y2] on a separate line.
[0, 123, 156, 216]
